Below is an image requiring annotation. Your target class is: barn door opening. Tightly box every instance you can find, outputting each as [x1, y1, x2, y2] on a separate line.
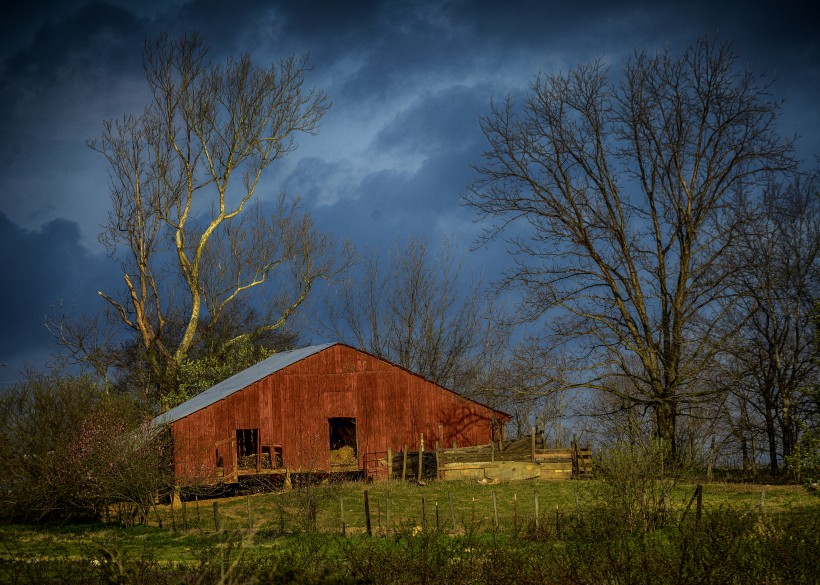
[329, 417, 358, 468]
[236, 429, 259, 469]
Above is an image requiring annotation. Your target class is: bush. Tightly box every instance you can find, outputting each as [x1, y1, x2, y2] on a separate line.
[784, 427, 820, 492]
[0, 373, 172, 524]
[589, 439, 687, 534]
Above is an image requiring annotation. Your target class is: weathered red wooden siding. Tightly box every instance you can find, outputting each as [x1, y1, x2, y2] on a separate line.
[170, 344, 507, 480]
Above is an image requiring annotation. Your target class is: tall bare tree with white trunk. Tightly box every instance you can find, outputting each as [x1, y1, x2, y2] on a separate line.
[91, 32, 350, 404]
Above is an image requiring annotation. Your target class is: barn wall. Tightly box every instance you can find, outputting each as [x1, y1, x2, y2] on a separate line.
[170, 344, 503, 480]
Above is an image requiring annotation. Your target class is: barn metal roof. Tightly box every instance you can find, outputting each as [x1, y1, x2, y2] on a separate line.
[152, 342, 336, 426]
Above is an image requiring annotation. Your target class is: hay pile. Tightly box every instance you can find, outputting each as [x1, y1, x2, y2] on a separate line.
[330, 446, 357, 465]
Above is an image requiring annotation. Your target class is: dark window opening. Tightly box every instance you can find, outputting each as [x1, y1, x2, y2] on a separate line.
[329, 417, 357, 467]
[236, 429, 259, 469]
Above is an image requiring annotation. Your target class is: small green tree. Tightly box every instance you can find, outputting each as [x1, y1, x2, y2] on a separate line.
[785, 428, 820, 491]
[167, 337, 277, 410]
[53, 401, 173, 524]
[784, 385, 820, 491]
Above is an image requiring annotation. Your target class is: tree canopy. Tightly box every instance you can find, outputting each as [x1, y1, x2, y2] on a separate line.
[466, 37, 796, 451]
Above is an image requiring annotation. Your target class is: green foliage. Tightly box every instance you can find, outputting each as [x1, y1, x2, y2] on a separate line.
[0, 373, 172, 523]
[2, 481, 819, 583]
[785, 425, 820, 492]
[0, 373, 102, 521]
[2, 507, 819, 584]
[590, 440, 688, 534]
[166, 338, 278, 410]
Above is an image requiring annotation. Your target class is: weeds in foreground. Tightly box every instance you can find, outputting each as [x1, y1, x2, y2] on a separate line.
[1, 505, 818, 584]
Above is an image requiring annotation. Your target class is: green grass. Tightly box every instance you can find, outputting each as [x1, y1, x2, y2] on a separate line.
[1, 479, 818, 584]
[151, 479, 817, 536]
[3, 480, 817, 548]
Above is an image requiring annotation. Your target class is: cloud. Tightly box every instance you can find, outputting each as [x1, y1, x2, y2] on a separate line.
[372, 84, 489, 156]
[0, 0, 818, 384]
[0, 213, 117, 378]
[1, 2, 143, 88]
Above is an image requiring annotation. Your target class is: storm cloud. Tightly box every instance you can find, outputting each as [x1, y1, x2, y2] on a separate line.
[1, 0, 818, 385]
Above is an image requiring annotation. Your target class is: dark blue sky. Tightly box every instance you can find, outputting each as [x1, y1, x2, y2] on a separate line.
[1, 0, 818, 385]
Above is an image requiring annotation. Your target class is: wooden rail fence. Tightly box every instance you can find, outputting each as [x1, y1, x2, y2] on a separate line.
[365, 432, 593, 482]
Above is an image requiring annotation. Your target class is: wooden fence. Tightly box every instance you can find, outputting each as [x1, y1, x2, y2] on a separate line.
[366, 433, 592, 482]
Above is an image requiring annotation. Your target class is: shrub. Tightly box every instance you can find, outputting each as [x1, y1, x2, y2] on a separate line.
[0, 372, 172, 524]
[784, 426, 820, 493]
[589, 439, 687, 534]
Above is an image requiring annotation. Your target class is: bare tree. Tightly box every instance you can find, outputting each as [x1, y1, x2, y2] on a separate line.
[46, 305, 124, 391]
[466, 37, 795, 452]
[90, 32, 350, 403]
[318, 237, 507, 397]
[720, 172, 820, 473]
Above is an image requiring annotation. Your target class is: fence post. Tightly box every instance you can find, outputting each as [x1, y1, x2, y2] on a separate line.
[679, 483, 704, 528]
[386, 493, 391, 536]
[491, 418, 496, 462]
[534, 490, 539, 530]
[418, 434, 424, 482]
[387, 447, 393, 480]
[402, 445, 408, 481]
[364, 490, 372, 536]
[492, 490, 499, 530]
[213, 501, 221, 533]
[340, 496, 346, 536]
[572, 436, 579, 478]
[531, 426, 536, 462]
[195, 495, 202, 533]
[449, 491, 456, 531]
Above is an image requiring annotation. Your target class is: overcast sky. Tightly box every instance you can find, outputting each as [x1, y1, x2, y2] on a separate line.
[1, 0, 818, 385]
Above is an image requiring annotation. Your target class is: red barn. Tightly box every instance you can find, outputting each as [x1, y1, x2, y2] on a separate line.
[154, 343, 510, 483]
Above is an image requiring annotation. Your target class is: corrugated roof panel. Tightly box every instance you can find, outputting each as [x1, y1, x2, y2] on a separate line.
[153, 342, 336, 426]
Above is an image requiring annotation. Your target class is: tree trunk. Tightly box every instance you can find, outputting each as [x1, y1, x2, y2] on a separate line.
[764, 405, 779, 474]
[654, 400, 677, 456]
[780, 395, 797, 466]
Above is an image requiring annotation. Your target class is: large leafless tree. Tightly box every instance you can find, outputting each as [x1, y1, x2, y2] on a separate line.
[720, 173, 820, 473]
[90, 32, 350, 403]
[466, 37, 795, 451]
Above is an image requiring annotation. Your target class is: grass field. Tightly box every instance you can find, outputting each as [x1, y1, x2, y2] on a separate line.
[2, 480, 817, 557]
[1, 479, 818, 583]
